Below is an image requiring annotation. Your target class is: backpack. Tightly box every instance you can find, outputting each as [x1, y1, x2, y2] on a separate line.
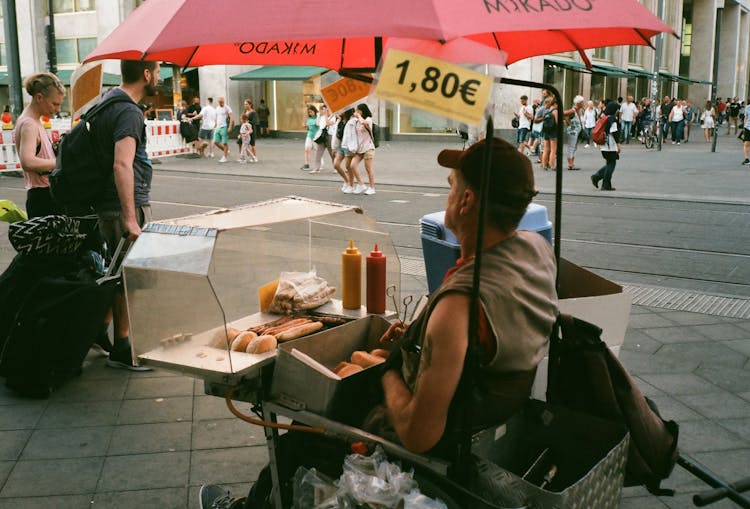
[49, 94, 132, 210]
[547, 313, 679, 495]
[591, 115, 610, 145]
[368, 123, 380, 148]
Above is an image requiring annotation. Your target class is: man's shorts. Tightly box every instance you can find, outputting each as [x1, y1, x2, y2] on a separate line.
[516, 127, 530, 144]
[259, 120, 269, 128]
[742, 128, 750, 142]
[199, 128, 213, 140]
[98, 205, 152, 265]
[213, 126, 229, 144]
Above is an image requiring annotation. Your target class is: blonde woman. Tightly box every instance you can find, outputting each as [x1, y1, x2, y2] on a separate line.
[14, 72, 65, 217]
[349, 103, 376, 194]
[700, 101, 715, 142]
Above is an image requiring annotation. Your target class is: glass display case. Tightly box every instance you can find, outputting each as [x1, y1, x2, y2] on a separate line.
[122, 196, 400, 383]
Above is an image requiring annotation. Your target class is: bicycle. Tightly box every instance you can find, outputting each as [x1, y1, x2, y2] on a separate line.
[641, 122, 658, 149]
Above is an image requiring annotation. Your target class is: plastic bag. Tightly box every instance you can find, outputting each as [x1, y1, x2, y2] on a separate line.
[0, 199, 28, 224]
[336, 446, 446, 509]
[269, 268, 336, 314]
[292, 466, 338, 509]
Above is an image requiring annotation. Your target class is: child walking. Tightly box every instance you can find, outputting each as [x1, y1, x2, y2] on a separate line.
[238, 113, 257, 163]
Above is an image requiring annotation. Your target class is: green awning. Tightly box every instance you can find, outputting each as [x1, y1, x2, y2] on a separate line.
[659, 71, 711, 85]
[628, 68, 655, 79]
[55, 69, 121, 86]
[545, 59, 589, 73]
[230, 66, 329, 81]
[591, 64, 634, 78]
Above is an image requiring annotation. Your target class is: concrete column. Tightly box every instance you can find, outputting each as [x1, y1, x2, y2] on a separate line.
[738, 10, 749, 100]
[718, 4, 741, 97]
[688, 0, 718, 102]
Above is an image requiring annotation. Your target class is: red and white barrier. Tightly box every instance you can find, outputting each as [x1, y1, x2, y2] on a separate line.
[1, 119, 194, 174]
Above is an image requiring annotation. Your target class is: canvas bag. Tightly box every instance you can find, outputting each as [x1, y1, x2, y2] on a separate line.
[546, 313, 679, 495]
[591, 115, 610, 145]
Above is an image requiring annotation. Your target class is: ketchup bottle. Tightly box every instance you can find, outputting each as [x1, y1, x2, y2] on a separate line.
[341, 240, 362, 309]
[366, 244, 386, 314]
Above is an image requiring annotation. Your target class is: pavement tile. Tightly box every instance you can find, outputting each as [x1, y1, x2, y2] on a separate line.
[98, 451, 190, 491]
[21, 426, 113, 460]
[740, 392, 750, 403]
[193, 395, 253, 422]
[695, 365, 750, 393]
[52, 377, 128, 403]
[108, 421, 191, 455]
[0, 404, 46, 430]
[91, 487, 187, 509]
[677, 392, 750, 419]
[620, 349, 695, 374]
[639, 326, 711, 344]
[0, 460, 12, 487]
[632, 376, 665, 397]
[0, 384, 52, 406]
[0, 494, 91, 508]
[654, 342, 747, 370]
[662, 493, 737, 509]
[621, 329, 663, 354]
[192, 418, 266, 450]
[190, 446, 268, 485]
[639, 373, 719, 396]
[0, 457, 103, 497]
[627, 313, 678, 329]
[690, 323, 750, 341]
[646, 394, 704, 422]
[619, 495, 669, 508]
[655, 311, 743, 326]
[721, 339, 750, 357]
[677, 419, 749, 453]
[718, 417, 750, 437]
[0, 430, 31, 461]
[37, 400, 120, 429]
[124, 376, 195, 399]
[78, 358, 131, 382]
[133, 367, 184, 379]
[735, 321, 750, 333]
[117, 396, 193, 425]
[629, 305, 655, 315]
[689, 449, 750, 499]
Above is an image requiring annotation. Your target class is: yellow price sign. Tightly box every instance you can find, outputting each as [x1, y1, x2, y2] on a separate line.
[321, 77, 372, 113]
[375, 49, 492, 126]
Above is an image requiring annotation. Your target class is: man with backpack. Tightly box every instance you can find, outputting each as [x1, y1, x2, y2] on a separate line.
[93, 60, 160, 370]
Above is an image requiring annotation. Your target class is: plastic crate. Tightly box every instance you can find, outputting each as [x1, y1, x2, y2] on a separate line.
[420, 204, 552, 294]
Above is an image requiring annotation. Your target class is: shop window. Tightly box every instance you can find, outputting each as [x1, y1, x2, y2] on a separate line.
[681, 21, 692, 57]
[0, 43, 5, 67]
[593, 47, 611, 61]
[77, 37, 97, 61]
[590, 74, 605, 103]
[628, 46, 642, 65]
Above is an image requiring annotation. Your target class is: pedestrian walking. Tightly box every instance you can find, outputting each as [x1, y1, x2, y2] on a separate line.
[309, 105, 336, 174]
[619, 95, 638, 144]
[238, 114, 256, 163]
[213, 97, 233, 162]
[701, 101, 715, 142]
[582, 100, 597, 147]
[591, 101, 621, 191]
[564, 95, 584, 170]
[514, 95, 533, 154]
[668, 99, 685, 145]
[300, 105, 318, 171]
[340, 108, 366, 194]
[349, 103, 377, 195]
[257, 99, 271, 138]
[741, 100, 750, 166]
[192, 97, 217, 157]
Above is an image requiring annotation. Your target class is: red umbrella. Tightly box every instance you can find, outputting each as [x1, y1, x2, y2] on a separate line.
[85, 0, 674, 69]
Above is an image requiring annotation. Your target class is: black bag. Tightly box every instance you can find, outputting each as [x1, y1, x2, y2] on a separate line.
[314, 128, 328, 145]
[49, 94, 132, 210]
[370, 123, 381, 148]
[511, 117, 520, 129]
[547, 313, 679, 495]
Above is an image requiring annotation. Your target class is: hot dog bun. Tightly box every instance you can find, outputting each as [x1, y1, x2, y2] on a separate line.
[351, 350, 386, 368]
[231, 331, 258, 352]
[334, 362, 364, 378]
[370, 348, 390, 359]
[246, 334, 278, 354]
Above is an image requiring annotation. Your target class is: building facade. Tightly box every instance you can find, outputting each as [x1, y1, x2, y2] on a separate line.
[1, 0, 748, 131]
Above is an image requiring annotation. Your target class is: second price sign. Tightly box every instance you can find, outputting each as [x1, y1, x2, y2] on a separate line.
[375, 49, 492, 126]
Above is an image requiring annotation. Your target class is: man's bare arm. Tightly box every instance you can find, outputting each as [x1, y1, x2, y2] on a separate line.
[383, 292, 469, 453]
[113, 136, 140, 240]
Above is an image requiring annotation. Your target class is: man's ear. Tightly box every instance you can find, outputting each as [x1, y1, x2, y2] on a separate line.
[459, 186, 477, 216]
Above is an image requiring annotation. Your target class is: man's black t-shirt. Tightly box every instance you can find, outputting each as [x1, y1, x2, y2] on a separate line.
[661, 101, 674, 120]
[92, 88, 150, 212]
[186, 102, 202, 126]
[729, 102, 741, 117]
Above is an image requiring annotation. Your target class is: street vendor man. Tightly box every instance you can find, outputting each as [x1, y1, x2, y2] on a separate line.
[363, 136, 559, 455]
[198, 137, 559, 509]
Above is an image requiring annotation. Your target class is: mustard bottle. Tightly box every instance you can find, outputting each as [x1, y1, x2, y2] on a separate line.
[342, 240, 362, 309]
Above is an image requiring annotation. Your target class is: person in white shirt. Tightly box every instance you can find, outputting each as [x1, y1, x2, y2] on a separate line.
[668, 99, 685, 145]
[191, 97, 217, 157]
[213, 97, 233, 162]
[514, 95, 534, 154]
[741, 102, 750, 166]
[619, 96, 638, 144]
[582, 101, 598, 148]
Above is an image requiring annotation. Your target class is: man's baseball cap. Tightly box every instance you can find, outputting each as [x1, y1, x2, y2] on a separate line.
[437, 137, 537, 208]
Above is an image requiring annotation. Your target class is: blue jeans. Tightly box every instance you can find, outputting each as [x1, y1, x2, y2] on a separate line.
[671, 120, 684, 142]
[593, 152, 618, 189]
[621, 121, 633, 143]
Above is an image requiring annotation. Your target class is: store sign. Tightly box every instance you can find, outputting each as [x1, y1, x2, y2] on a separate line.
[375, 49, 492, 126]
[321, 77, 372, 113]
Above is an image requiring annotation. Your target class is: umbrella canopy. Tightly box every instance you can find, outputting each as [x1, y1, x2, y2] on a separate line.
[84, 0, 674, 69]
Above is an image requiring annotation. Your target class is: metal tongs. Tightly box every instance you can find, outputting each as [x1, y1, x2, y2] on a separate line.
[386, 284, 413, 327]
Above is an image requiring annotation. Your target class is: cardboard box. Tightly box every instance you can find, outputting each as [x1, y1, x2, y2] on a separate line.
[270, 315, 391, 422]
[531, 258, 632, 400]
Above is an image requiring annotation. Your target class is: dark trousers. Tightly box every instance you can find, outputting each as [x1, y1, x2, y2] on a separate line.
[25, 187, 57, 218]
[593, 152, 618, 189]
[671, 120, 685, 142]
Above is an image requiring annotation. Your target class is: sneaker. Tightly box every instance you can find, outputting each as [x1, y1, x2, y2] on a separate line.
[364, 186, 376, 195]
[106, 341, 152, 372]
[300, 164, 310, 171]
[742, 159, 750, 165]
[676, 142, 680, 145]
[352, 183, 367, 194]
[584, 144, 590, 148]
[218, 156, 228, 163]
[209, 153, 215, 158]
[238, 159, 246, 164]
[199, 484, 245, 509]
